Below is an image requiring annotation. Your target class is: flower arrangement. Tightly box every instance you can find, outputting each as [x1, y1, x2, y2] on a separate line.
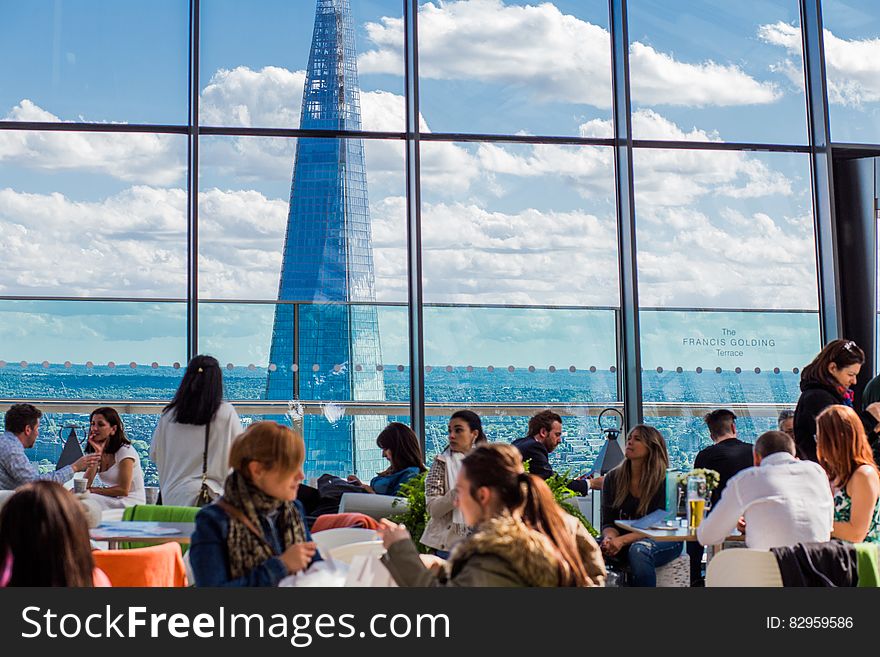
[676, 468, 720, 492]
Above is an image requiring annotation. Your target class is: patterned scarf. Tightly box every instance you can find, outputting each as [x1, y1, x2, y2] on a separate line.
[222, 470, 307, 580]
[838, 386, 855, 407]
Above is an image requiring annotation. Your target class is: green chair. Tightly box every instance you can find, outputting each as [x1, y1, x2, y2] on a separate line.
[119, 504, 200, 553]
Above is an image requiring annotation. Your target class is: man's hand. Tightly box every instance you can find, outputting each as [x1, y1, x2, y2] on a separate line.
[72, 453, 101, 473]
[736, 516, 746, 535]
[588, 475, 605, 490]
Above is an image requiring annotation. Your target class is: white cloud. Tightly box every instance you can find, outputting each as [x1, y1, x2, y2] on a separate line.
[0, 100, 184, 185]
[759, 21, 880, 107]
[360, 0, 777, 109]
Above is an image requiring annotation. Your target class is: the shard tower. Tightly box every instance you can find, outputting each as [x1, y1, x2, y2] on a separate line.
[267, 0, 385, 478]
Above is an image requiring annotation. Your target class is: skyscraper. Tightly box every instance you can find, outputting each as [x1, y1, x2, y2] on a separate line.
[267, 0, 385, 478]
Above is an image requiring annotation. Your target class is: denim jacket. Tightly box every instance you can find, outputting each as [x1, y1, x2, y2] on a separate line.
[190, 499, 318, 587]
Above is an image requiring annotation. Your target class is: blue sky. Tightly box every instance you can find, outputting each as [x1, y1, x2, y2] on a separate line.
[0, 0, 877, 374]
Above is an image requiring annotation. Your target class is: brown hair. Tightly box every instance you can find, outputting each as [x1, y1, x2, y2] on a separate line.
[86, 407, 131, 456]
[611, 424, 669, 517]
[0, 481, 95, 586]
[376, 422, 427, 475]
[4, 403, 42, 434]
[816, 405, 878, 487]
[461, 443, 590, 587]
[229, 421, 304, 478]
[704, 409, 736, 439]
[528, 410, 562, 438]
[754, 430, 795, 458]
[802, 339, 865, 390]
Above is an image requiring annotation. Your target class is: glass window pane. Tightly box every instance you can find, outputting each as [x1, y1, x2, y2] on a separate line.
[0, 0, 188, 124]
[416, 0, 612, 136]
[628, 0, 807, 144]
[0, 131, 187, 297]
[634, 148, 821, 467]
[200, 0, 404, 131]
[822, 0, 880, 143]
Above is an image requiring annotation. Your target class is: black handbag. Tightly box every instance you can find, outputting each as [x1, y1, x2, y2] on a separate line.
[194, 423, 217, 507]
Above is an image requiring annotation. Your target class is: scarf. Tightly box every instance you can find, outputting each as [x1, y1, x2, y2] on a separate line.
[221, 470, 307, 580]
[439, 448, 466, 525]
[838, 386, 855, 407]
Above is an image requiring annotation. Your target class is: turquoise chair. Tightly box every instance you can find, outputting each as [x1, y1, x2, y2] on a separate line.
[120, 504, 200, 553]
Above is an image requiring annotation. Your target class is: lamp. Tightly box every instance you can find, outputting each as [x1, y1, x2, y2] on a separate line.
[591, 407, 625, 475]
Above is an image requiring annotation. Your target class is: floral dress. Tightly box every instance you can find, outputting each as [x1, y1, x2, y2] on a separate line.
[834, 486, 880, 543]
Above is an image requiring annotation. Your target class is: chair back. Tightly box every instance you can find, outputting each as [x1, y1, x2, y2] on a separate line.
[338, 493, 408, 520]
[120, 504, 200, 552]
[93, 542, 188, 587]
[327, 540, 386, 565]
[705, 548, 783, 587]
[312, 527, 380, 558]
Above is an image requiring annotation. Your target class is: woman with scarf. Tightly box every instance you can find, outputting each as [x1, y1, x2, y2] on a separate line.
[189, 421, 318, 587]
[420, 410, 488, 557]
[379, 443, 605, 587]
[794, 339, 880, 463]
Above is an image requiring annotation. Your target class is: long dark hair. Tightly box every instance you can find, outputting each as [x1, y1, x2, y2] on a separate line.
[0, 481, 95, 586]
[462, 444, 590, 587]
[611, 424, 669, 517]
[85, 407, 131, 456]
[450, 410, 488, 445]
[164, 355, 224, 425]
[376, 422, 427, 476]
[802, 339, 865, 390]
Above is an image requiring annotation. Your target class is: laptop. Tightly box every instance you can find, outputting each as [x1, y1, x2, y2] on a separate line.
[56, 427, 85, 470]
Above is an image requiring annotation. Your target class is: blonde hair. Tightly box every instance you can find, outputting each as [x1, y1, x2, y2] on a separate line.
[229, 421, 304, 477]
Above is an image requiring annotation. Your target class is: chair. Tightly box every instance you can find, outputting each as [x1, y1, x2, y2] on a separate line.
[327, 540, 386, 565]
[312, 527, 380, 558]
[705, 548, 783, 587]
[338, 493, 408, 520]
[93, 542, 188, 587]
[120, 504, 200, 553]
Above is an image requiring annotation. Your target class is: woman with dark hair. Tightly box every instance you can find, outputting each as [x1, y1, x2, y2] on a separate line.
[84, 407, 145, 509]
[150, 355, 243, 507]
[816, 405, 880, 543]
[189, 421, 318, 587]
[0, 481, 110, 586]
[600, 425, 679, 587]
[794, 339, 880, 462]
[378, 443, 605, 587]
[347, 422, 426, 496]
[421, 410, 489, 556]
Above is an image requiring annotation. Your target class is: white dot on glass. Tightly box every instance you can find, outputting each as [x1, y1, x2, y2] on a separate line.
[528, 366, 536, 373]
[508, 366, 515, 373]
[487, 365, 495, 373]
[397, 365, 404, 372]
[129, 362, 137, 369]
[425, 366, 433, 373]
[589, 366, 596, 373]
[20, 361, 28, 368]
[42, 361, 50, 368]
[376, 364, 384, 371]
[548, 365, 556, 372]
[446, 365, 453, 372]
[291, 364, 299, 372]
[86, 361, 94, 369]
[64, 361, 72, 368]
[465, 365, 473, 373]
[355, 364, 363, 372]
[173, 362, 180, 369]
[569, 366, 576, 373]
[248, 364, 256, 371]
[268, 363, 278, 372]
[312, 364, 320, 372]
[108, 361, 116, 369]
[151, 362, 159, 369]
[226, 363, 234, 370]
[333, 364, 342, 372]
[0, 361, 5, 368]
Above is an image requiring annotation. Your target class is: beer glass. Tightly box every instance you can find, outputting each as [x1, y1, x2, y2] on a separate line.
[687, 474, 707, 531]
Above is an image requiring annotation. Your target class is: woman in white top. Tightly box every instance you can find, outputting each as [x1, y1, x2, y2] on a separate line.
[84, 407, 146, 510]
[150, 355, 243, 507]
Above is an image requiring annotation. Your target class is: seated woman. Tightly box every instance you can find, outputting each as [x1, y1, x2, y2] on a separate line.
[600, 424, 680, 587]
[816, 405, 880, 543]
[84, 407, 146, 510]
[378, 443, 605, 587]
[422, 410, 488, 557]
[189, 421, 318, 587]
[347, 422, 427, 496]
[0, 481, 110, 586]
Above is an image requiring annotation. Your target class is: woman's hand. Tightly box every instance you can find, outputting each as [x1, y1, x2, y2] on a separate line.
[378, 518, 411, 548]
[346, 474, 363, 485]
[280, 542, 317, 574]
[600, 535, 626, 557]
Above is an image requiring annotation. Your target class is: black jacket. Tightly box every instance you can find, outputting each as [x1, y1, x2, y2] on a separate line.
[511, 436, 588, 495]
[771, 540, 857, 587]
[794, 380, 878, 463]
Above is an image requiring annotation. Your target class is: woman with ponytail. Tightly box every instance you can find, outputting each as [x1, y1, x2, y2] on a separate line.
[150, 355, 244, 507]
[600, 425, 679, 587]
[379, 443, 605, 587]
[420, 410, 488, 556]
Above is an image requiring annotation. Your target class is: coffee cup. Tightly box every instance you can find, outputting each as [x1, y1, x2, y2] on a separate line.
[73, 478, 88, 494]
[144, 486, 160, 505]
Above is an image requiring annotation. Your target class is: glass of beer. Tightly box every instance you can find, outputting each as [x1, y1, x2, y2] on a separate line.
[686, 474, 707, 531]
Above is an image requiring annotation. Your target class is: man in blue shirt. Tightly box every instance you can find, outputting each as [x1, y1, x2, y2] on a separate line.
[0, 403, 99, 490]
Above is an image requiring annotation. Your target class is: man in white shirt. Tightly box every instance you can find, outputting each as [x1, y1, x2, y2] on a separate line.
[696, 430, 833, 550]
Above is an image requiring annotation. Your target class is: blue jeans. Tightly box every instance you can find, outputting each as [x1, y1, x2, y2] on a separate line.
[625, 539, 682, 587]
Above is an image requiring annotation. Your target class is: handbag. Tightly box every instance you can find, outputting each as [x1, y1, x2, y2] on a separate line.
[195, 423, 217, 507]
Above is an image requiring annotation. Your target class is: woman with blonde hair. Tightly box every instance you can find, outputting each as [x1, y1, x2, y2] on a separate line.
[816, 405, 880, 543]
[189, 421, 318, 586]
[379, 443, 605, 587]
[600, 424, 678, 586]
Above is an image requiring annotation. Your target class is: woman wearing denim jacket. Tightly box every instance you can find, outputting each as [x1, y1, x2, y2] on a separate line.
[190, 421, 318, 587]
